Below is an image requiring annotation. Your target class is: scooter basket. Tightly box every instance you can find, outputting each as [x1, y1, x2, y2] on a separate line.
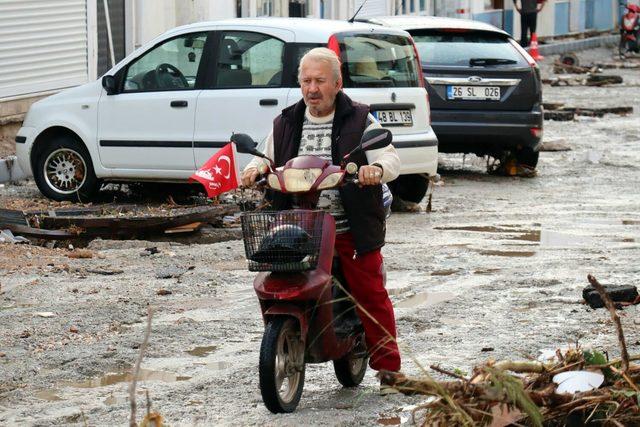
[241, 210, 325, 272]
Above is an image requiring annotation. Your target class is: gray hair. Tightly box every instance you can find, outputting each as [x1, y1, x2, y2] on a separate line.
[298, 47, 341, 82]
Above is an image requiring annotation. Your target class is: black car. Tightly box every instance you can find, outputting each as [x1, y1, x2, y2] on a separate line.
[361, 16, 543, 169]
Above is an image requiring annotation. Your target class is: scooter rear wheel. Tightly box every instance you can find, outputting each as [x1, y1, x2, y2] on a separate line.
[259, 317, 305, 413]
[333, 338, 368, 387]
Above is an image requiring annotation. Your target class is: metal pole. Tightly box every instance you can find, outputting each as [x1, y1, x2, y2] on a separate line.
[103, 0, 116, 68]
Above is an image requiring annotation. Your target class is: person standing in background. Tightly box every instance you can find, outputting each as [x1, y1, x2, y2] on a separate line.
[513, 0, 547, 47]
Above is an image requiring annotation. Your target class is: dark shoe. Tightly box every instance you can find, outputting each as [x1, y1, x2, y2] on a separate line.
[391, 197, 420, 213]
[379, 378, 400, 396]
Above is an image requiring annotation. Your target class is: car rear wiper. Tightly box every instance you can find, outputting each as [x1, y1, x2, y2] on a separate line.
[469, 58, 517, 66]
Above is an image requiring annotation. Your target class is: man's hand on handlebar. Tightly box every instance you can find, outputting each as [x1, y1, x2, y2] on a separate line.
[241, 167, 260, 187]
[358, 165, 383, 186]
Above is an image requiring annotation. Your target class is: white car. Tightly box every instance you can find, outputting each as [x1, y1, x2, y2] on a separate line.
[15, 18, 438, 202]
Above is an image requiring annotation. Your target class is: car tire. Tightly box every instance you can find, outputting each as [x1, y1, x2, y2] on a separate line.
[388, 174, 428, 203]
[33, 136, 99, 202]
[514, 147, 539, 168]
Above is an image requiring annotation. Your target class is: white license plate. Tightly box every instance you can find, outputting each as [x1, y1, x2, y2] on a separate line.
[447, 85, 500, 101]
[374, 110, 413, 126]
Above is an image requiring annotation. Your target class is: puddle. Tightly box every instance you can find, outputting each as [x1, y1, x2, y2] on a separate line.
[434, 225, 518, 233]
[186, 345, 217, 357]
[473, 268, 501, 275]
[510, 230, 541, 242]
[35, 390, 63, 401]
[476, 250, 536, 257]
[430, 269, 459, 276]
[538, 230, 594, 247]
[378, 416, 402, 426]
[207, 361, 233, 371]
[396, 291, 455, 309]
[67, 368, 191, 388]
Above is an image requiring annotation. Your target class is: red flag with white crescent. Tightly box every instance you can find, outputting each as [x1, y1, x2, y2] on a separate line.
[190, 142, 240, 198]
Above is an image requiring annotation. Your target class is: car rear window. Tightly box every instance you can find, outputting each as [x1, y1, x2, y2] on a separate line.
[338, 33, 422, 88]
[410, 30, 527, 67]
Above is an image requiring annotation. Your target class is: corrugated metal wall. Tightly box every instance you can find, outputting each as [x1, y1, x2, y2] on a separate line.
[354, 0, 388, 18]
[97, 0, 125, 76]
[0, 0, 89, 100]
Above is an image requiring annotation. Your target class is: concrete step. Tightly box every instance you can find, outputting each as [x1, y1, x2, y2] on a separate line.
[0, 155, 28, 183]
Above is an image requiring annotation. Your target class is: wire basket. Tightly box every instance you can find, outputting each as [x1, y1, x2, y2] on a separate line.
[241, 210, 325, 272]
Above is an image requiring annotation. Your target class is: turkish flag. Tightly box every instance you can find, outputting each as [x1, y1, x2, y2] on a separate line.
[190, 143, 240, 198]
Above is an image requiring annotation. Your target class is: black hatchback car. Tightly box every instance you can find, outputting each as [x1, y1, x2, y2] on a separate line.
[361, 16, 543, 169]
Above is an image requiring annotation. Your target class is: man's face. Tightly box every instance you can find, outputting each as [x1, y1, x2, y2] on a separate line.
[299, 59, 342, 116]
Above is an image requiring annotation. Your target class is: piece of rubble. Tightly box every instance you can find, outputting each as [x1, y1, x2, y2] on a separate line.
[34, 312, 56, 318]
[66, 249, 94, 259]
[539, 138, 571, 152]
[582, 284, 639, 309]
[0, 229, 30, 244]
[157, 289, 173, 296]
[155, 266, 189, 279]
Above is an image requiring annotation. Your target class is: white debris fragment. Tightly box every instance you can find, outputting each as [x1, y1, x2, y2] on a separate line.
[34, 312, 56, 318]
[553, 370, 604, 394]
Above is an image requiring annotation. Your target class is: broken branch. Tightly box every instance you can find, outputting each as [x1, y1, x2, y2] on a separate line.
[587, 275, 630, 373]
[129, 306, 153, 427]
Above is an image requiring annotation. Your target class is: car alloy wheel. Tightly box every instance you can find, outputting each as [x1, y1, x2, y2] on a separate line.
[43, 147, 88, 195]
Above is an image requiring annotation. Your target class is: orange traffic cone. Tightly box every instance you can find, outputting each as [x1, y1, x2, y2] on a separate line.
[528, 32, 544, 62]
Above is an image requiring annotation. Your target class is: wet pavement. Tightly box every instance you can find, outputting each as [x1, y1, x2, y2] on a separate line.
[1, 47, 640, 425]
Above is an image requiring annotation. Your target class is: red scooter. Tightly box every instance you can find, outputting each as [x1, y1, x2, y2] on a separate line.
[620, 3, 640, 58]
[232, 129, 392, 413]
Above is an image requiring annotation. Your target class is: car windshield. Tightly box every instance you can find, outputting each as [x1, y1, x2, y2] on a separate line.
[410, 30, 526, 67]
[339, 33, 422, 88]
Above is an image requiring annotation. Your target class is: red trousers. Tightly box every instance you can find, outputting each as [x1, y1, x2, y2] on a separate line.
[335, 233, 401, 372]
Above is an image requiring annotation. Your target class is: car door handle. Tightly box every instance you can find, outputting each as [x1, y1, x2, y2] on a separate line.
[259, 99, 278, 106]
[170, 100, 188, 108]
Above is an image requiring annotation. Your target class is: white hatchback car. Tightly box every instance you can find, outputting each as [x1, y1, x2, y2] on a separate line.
[15, 18, 438, 201]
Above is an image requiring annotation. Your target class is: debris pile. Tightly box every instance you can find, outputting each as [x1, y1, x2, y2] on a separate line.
[380, 275, 640, 426]
[543, 74, 623, 87]
[543, 102, 633, 121]
[0, 203, 238, 242]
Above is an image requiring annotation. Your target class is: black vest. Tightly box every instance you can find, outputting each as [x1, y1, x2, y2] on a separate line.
[269, 91, 385, 254]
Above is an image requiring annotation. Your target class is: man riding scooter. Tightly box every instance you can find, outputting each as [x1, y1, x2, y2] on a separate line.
[241, 48, 402, 395]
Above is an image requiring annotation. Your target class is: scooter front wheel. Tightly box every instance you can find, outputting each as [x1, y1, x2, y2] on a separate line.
[333, 336, 368, 387]
[259, 317, 305, 413]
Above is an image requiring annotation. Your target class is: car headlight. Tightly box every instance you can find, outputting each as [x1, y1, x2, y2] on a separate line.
[317, 172, 344, 190]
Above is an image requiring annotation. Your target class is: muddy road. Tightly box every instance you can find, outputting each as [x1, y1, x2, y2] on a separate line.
[1, 47, 640, 426]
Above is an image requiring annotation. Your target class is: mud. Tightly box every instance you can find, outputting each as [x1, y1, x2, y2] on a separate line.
[1, 47, 640, 425]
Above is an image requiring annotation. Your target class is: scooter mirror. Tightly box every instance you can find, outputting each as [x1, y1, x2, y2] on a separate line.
[342, 128, 392, 163]
[231, 133, 261, 155]
[360, 128, 392, 151]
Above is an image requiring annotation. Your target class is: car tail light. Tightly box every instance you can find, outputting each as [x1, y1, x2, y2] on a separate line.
[530, 127, 543, 139]
[410, 37, 425, 88]
[327, 34, 340, 58]
[409, 37, 429, 124]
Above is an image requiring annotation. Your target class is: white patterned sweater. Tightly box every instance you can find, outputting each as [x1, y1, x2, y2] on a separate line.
[246, 107, 401, 233]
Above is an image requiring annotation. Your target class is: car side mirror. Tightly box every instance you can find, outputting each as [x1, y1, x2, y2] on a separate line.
[102, 75, 117, 95]
[231, 133, 262, 156]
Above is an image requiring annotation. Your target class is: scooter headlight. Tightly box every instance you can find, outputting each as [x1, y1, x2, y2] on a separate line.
[282, 168, 322, 192]
[267, 174, 281, 190]
[317, 172, 344, 190]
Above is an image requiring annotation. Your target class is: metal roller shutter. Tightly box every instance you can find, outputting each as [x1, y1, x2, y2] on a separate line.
[354, 0, 388, 17]
[0, 0, 89, 100]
